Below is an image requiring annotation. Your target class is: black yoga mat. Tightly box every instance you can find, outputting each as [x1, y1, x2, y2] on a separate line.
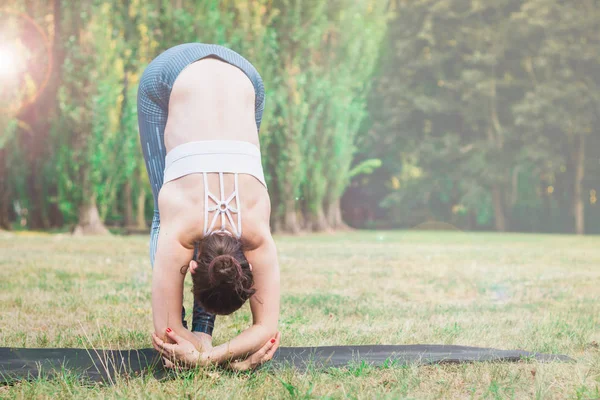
[0, 345, 572, 384]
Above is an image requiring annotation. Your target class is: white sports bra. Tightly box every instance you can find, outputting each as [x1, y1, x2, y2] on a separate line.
[163, 140, 267, 239]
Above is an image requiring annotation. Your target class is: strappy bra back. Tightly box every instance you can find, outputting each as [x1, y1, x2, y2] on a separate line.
[203, 171, 242, 238]
[163, 140, 267, 239]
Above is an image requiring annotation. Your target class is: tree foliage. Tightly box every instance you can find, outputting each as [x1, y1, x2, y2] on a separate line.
[359, 0, 600, 234]
[0, 0, 388, 233]
[2, 0, 597, 234]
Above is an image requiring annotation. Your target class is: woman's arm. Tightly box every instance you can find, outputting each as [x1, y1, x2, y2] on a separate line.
[151, 221, 204, 349]
[205, 231, 281, 364]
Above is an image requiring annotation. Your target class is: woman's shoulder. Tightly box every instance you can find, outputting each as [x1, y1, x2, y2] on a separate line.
[159, 175, 205, 206]
[157, 181, 204, 241]
[241, 215, 273, 252]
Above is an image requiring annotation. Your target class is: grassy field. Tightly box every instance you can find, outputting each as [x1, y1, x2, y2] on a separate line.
[0, 230, 599, 399]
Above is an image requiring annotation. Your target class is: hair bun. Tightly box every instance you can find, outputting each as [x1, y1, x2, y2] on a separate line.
[191, 234, 256, 315]
[207, 254, 243, 285]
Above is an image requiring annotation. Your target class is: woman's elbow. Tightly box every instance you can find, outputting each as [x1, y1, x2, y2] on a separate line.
[262, 322, 279, 339]
[253, 321, 278, 339]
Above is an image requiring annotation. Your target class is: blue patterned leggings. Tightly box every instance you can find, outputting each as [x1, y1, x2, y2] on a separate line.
[136, 43, 265, 335]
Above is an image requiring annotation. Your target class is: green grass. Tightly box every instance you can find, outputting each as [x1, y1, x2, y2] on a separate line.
[0, 230, 599, 399]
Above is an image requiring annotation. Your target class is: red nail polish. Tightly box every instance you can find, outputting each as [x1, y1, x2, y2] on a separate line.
[166, 328, 172, 333]
[271, 339, 275, 343]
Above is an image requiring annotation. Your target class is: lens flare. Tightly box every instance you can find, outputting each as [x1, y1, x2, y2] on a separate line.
[0, 44, 24, 79]
[0, 9, 52, 114]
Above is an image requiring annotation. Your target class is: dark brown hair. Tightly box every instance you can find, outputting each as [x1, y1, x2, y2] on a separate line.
[191, 233, 256, 315]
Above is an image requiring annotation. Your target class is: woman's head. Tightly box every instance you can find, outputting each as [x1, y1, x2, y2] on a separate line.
[189, 233, 256, 315]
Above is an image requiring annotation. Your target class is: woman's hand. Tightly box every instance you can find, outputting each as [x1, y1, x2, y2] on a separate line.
[192, 331, 213, 352]
[229, 331, 281, 371]
[152, 328, 212, 369]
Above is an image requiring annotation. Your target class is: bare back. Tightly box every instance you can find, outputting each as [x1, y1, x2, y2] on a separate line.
[159, 57, 270, 250]
[165, 57, 259, 148]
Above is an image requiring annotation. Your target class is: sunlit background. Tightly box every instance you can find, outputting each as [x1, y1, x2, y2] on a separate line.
[0, 1, 598, 235]
[0, 2, 599, 398]
[0, 10, 49, 116]
[0, 44, 23, 78]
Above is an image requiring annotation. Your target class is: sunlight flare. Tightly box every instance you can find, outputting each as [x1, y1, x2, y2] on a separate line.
[0, 44, 24, 80]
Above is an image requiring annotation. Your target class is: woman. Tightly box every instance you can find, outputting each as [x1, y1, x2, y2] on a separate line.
[137, 43, 280, 370]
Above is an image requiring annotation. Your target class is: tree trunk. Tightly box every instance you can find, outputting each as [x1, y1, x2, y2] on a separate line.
[136, 188, 147, 229]
[47, 199, 63, 228]
[491, 184, 508, 232]
[123, 181, 134, 227]
[73, 197, 110, 235]
[308, 205, 330, 232]
[18, 0, 64, 229]
[487, 74, 509, 233]
[23, 161, 50, 229]
[282, 198, 301, 233]
[272, 217, 282, 233]
[326, 198, 350, 230]
[0, 153, 11, 230]
[573, 135, 586, 235]
[466, 209, 477, 231]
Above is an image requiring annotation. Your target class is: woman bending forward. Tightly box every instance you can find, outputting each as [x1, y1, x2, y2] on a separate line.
[137, 43, 280, 370]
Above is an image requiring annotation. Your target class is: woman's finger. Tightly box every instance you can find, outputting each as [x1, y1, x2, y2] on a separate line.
[151, 334, 161, 352]
[256, 337, 276, 358]
[189, 260, 199, 275]
[153, 332, 165, 346]
[261, 332, 281, 363]
[153, 334, 182, 367]
[162, 357, 175, 369]
[153, 333, 177, 355]
[165, 328, 182, 345]
[247, 337, 277, 369]
[152, 333, 166, 351]
[228, 360, 248, 372]
[266, 332, 281, 357]
[163, 357, 188, 371]
[154, 343, 173, 360]
[153, 333, 175, 351]
[272, 331, 281, 347]
[152, 334, 170, 356]
[158, 347, 174, 360]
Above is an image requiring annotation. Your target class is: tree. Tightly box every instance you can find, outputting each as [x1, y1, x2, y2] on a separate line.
[511, 0, 600, 234]
[265, 0, 388, 231]
[0, 1, 64, 229]
[55, 0, 111, 235]
[368, 0, 600, 233]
